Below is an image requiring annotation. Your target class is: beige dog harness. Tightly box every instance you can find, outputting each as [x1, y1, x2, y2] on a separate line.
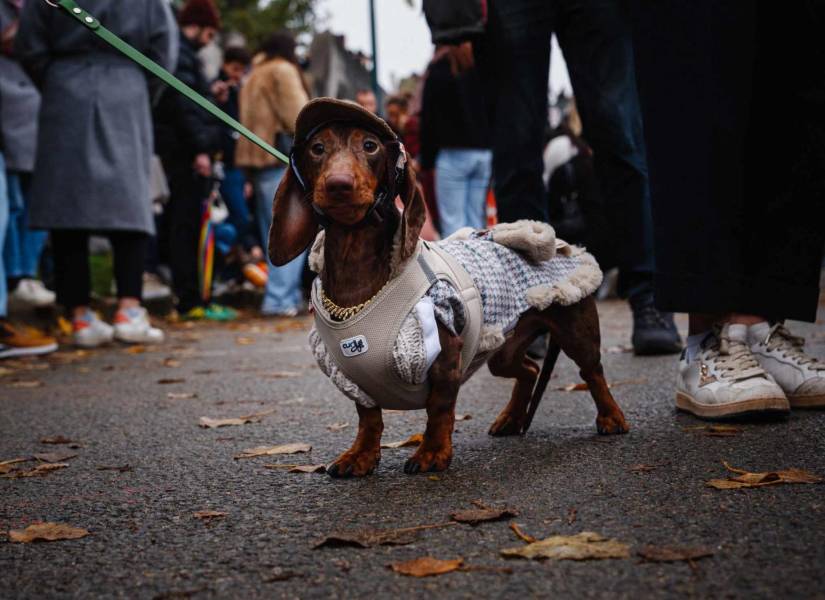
[311, 241, 483, 410]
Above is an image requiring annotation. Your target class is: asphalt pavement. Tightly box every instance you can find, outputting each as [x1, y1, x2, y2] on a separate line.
[2, 299, 824, 599]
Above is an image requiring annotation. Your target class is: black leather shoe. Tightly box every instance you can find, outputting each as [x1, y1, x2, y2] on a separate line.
[630, 293, 683, 356]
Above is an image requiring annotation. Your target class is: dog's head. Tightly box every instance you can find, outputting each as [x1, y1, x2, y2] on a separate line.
[268, 98, 425, 267]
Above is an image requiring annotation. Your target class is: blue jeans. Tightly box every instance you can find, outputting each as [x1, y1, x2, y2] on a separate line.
[435, 148, 492, 236]
[253, 166, 306, 314]
[220, 166, 252, 248]
[3, 171, 47, 279]
[0, 155, 8, 318]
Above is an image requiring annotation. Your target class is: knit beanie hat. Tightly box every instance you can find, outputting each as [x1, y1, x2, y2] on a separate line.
[178, 0, 221, 29]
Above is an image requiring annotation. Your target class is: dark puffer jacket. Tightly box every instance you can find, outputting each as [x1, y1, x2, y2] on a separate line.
[153, 31, 222, 167]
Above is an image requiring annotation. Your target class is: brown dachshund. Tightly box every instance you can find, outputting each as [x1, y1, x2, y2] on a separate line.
[269, 99, 628, 477]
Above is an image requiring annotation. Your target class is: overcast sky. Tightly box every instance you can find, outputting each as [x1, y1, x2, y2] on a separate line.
[317, 0, 572, 96]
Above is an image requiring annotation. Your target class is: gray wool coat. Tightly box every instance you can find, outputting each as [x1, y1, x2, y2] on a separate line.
[15, 0, 176, 234]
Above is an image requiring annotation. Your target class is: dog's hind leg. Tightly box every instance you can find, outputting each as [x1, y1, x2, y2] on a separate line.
[487, 313, 544, 436]
[545, 297, 629, 435]
[327, 404, 384, 478]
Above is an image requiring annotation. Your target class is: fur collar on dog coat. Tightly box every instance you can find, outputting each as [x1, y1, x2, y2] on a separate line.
[309, 220, 603, 410]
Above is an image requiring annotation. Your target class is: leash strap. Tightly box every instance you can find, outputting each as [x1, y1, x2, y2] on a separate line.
[47, 0, 288, 165]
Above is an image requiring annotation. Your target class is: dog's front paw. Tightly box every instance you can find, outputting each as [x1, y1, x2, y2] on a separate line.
[488, 410, 525, 437]
[403, 446, 452, 474]
[328, 450, 380, 478]
[596, 412, 629, 435]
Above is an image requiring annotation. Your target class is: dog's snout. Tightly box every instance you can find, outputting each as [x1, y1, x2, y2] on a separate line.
[325, 174, 355, 199]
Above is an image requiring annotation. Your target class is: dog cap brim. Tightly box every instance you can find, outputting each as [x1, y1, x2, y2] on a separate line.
[294, 98, 398, 144]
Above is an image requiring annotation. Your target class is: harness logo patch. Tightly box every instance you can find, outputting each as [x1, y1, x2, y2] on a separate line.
[341, 335, 368, 358]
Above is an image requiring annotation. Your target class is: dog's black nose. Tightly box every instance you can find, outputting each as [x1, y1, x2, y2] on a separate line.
[325, 174, 355, 198]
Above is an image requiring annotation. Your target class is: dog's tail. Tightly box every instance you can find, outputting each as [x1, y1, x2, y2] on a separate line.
[521, 339, 562, 434]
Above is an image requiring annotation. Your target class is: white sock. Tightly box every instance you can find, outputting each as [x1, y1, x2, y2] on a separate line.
[685, 331, 711, 362]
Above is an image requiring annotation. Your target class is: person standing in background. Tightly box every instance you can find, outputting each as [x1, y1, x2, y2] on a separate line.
[16, 0, 173, 348]
[355, 89, 378, 114]
[236, 31, 309, 318]
[0, 0, 53, 309]
[420, 45, 491, 236]
[384, 94, 409, 139]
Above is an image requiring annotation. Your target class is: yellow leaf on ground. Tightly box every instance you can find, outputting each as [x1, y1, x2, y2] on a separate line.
[509, 522, 537, 544]
[9, 522, 89, 543]
[234, 442, 311, 459]
[2, 463, 68, 479]
[199, 409, 274, 429]
[706, 461, 823, 489]
[388, 556, 464, 577]
[501, 531, 630, 561]
[125, 345, 146, 354]
[381, 433, 424, 449]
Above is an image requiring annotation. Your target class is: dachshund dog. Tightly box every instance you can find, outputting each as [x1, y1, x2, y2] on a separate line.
[269, 99, 628, 478]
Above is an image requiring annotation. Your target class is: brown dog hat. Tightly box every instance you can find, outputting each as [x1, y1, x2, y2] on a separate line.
[178, 0, 221, 29]
[294, 98, 398, 145]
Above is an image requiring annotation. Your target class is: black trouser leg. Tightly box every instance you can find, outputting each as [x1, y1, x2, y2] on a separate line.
[51, 229, 91, 312]
[556, 0, 654, 299]
[165, 161, 206, 313]
[108, 231, 148, 301]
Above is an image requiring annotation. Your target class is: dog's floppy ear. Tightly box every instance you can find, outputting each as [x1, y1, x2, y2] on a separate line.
[397, 150, 426, 262]
[268, 166, 318, 266]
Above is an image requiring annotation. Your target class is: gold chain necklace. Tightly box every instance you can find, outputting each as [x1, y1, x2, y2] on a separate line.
[319, 283, 387, 321]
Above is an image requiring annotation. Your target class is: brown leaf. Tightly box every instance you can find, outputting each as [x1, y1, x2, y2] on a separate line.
[501, 531, 630, 561]
[637, 545, 714, 563]
[705, 461, 823, 489]
[163, 358, 182, 368]
[2, 463, 68, 479]
[157, 378, 185, 385]
[389, 556, 464, 577]
[260, 371, 301, 379]
[684, 425, 743, 437]
[234, 442, 311, 460]
[199, 409, 274, 429]
[455, 414, 472, 421]
[97, 465, 133, 473]
[124, 345, 146, 354]
[264, 464, 326, 474]
[262, 567, 303, 582]
[315, 522, 456, 549]
[381, 433, 424, 449]
[509, 522, 537, 544]
[567, 507, 577, 525]
[0, 366, 15, 377]
[167, 392, 198, 400]
[9, 522, 89, 543]
[451, 507, 518, 525]
[628, 464, 660, 473]
[8, 379, 43, 388]
[326, 422, 350, 432]
[193, 510, 227, 520]
[40, 436, 76, 445]
[235, 336, 256, 345]
[33, 451, 78, 463]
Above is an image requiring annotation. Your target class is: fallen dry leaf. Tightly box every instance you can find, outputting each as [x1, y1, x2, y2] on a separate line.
[157, 378, 185, 385]
[381, 433, 424, 449]
[706, 461, 823, 489]
[235, 336, 256, 345]
[557, 379, 646, 392]
[124, 345, 146, 354]
[326, 422, 350, 432]
[0, 458, 31, 474]
[199, 409, 273, 429]
[684, 424, 743, 437]
[9, 522, 89, 543]
[260, 371, 301, 379]
[264, 464, 326, 474]
[567, 507, 578, 525]
[262, 567, 303, 582]
[193, 510, 227, 520]
[234, 442, 311, 460]
[455, 414, 472, 421]
[629, 464, 661, 473]
[167, 392, 198, 400]
[33, 451, 78, 463]
[509, 522, 537, 544]
[637, 545, 714, 563]
[451, 507, 518, 525]
[315, 523, 456, 549]
[8, 379, 43, 389]
[501, 531, 630, 561]
[163, 358, 182, 368]
[388, 556, 464, 577]
[40, 436, 76, 445]
[2, 463, 68, 479]
[97, 465, 132, 473]
[0, 366, 15, 377]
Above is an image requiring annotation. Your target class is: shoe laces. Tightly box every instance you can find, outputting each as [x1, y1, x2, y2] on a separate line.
[705, 325, 766, 381]
[761, 324, 825, 371]
[634, 303, 672, 330]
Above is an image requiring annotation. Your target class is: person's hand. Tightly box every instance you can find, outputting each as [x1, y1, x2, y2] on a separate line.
[193, 153, 212, 177]
[448, 41, 475, 73]
[211, 80, 230, 104]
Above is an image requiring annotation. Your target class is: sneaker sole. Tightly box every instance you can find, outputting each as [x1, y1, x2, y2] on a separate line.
[675, 391, 790, 419]
[788, 393, 825, 409]
[0, 342, 58, 359]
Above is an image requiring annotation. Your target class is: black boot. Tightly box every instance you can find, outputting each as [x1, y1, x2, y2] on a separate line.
[630, 292, 682, 356]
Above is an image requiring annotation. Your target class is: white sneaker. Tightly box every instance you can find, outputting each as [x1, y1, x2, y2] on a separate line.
[748, 322, 825, 409]
[113, 307, 165, 344]
[10, 279, 56, 307]
[676, 324, 789, 419]
[73, 311, 114, 348]
[142, 272, 172, 301]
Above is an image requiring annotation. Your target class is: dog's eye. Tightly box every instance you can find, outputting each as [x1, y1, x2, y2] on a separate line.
[310, 142, 325, 156]
[363, 140, 378, 153]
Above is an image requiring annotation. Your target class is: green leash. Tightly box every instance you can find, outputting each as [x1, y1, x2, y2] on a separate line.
[46, 0, 288, 165]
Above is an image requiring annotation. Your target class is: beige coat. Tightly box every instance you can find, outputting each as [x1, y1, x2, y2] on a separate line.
[236, 57, 309, 169]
